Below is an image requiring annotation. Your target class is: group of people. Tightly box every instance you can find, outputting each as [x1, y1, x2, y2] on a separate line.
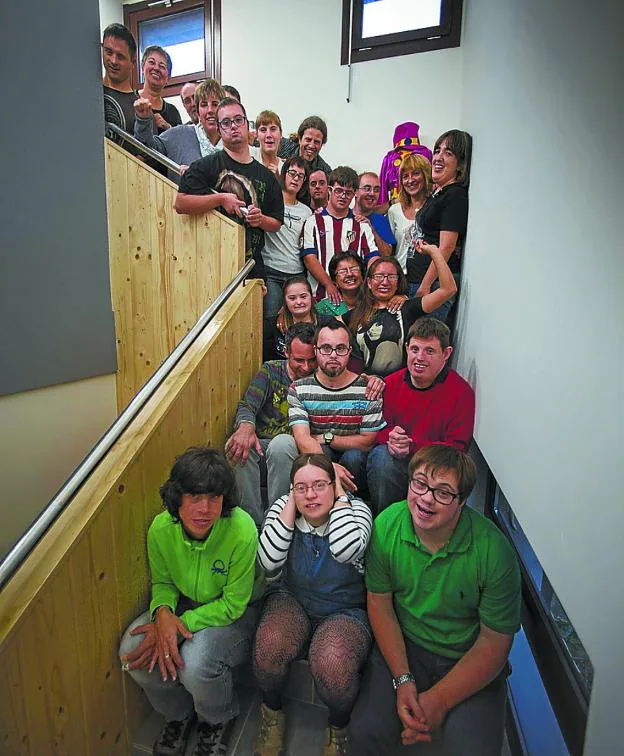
[104, 20, 519, 756]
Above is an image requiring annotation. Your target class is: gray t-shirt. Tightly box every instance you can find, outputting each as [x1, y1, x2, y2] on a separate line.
[263, 200, 312, 274]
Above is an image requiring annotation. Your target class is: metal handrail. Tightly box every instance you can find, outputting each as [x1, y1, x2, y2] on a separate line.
[0, 259, 255, 591]
[106, 121, 182, 175]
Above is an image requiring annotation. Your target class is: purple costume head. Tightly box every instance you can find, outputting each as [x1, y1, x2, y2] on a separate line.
[379, 122, 433, 204]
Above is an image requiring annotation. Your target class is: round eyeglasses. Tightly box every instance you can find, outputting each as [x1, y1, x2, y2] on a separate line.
[293, 480, 331, 495]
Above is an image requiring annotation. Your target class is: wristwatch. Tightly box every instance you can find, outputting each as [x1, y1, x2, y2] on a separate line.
[392, 673, 416, 690]
[335, 495, 350, 504]
[324, 431, 335, 447]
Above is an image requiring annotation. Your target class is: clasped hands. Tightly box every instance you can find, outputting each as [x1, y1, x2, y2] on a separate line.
[397, 682, 449, 745]
[122, 606, 192, 682]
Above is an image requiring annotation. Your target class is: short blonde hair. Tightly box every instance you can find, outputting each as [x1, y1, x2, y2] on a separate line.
[398, 153, 432, 208]
[255, 110, 282, 132]
[194, 78, 225, 107]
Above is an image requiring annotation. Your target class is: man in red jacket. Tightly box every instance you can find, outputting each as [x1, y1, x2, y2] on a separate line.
[366, 318, 475, 514]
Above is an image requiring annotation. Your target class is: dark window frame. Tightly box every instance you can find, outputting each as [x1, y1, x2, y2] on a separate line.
[484, 472, 589, 756]
[341, 0, 463, 65]
[123, 0, 221, 97]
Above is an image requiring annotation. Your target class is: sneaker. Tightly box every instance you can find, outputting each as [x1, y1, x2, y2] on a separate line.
[253, 702, 286, 756]
[323, 725, 349, 756]
[153, 713, 196, 756]
[193, 721, 228, 756]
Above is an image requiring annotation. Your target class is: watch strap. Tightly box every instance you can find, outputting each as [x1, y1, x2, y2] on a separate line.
[392, 672, 416, 690]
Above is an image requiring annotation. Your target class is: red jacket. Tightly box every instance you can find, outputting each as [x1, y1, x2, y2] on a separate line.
[376, 368, 475, 452]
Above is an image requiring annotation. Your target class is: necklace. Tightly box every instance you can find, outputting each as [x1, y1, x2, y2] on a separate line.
[300, 517, 330, 557]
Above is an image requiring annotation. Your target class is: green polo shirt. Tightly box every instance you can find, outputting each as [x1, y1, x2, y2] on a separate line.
[366, 501, 521, 659]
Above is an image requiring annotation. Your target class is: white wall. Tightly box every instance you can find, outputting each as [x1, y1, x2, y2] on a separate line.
[99, 0, 123, 33]
[454, 1, 624, 753]
[221, 0, 463, 172]
[0, 374, 117, 559]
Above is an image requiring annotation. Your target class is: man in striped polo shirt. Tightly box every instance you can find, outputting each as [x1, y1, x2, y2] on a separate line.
[287, 319, 386, 492]
[301, 166, 380, 304]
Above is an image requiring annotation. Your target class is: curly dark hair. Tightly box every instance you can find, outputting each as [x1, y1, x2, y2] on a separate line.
[159, 447, 238, 521]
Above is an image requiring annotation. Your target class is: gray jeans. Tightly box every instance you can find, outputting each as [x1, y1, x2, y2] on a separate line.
[233, 434, 297, 525]
[119, 605, 258, 725]
[349, 642, 508, 755]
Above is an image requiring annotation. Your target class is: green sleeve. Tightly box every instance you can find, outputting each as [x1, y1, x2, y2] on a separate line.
[148, 524, 180, 617]
[478, 535, 522, 635]
[180, 531, 258, 633]
[365, 520, 392, 594]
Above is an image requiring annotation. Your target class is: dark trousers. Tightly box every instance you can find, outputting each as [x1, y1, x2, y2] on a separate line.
[349, 641, 508, 755]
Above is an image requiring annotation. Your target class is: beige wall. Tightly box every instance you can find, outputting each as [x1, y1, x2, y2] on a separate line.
[0, 374, 117, 558]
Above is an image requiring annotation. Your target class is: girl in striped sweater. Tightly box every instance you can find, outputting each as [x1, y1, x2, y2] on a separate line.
[252, 453, 372, 756]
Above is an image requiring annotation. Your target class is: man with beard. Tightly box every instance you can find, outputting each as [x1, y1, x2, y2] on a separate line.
[175, 97, 284, 279]
[302, 166, 379, 303]
[286, 319, 386, 493]
[279, 116, 332, 207]
[354, 171, 396, 257]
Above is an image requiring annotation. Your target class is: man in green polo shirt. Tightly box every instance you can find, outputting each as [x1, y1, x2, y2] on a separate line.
[349, 444, 521, 755]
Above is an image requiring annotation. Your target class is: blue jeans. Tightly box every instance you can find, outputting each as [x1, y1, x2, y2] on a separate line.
[323, 445, 369, 495]
[350, 642, 508, 756]
[407, 275, 460, 323]
[366, 444, 409, 515]
[119, 605, 258, 724]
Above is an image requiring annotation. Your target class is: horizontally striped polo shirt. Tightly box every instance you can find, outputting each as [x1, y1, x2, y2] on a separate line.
[288, 374, 386, 436]
[301, 208, 379, 297]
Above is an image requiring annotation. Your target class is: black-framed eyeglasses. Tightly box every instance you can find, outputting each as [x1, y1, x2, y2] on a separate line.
[370, 273, 399, 282]
[315, 344, 351, 356]
[409, 477, 460, 506]
[218, 115, 246, 130]
[286, 169, 306, 181]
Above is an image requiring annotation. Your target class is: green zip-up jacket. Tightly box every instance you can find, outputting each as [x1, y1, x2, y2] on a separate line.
[147, 507, 258, 633]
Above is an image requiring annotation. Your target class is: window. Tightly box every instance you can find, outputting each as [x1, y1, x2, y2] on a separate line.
[488, 482, 592, 755]
[341, 0, 463, 64]
[124, 0, 221, 96]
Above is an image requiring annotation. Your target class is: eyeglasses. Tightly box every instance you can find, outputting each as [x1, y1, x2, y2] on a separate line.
[336, 266, 361, 277]
[331, 187, 355, 199]
[218, 115, 246, 130]
[360, 185, 381, 194]
[286, 169, 306, 181]
[370, 273, 399, 282]
[293, 480, 332, 495]
[315, 344, 351, 356]
[409, 477, 460, 506]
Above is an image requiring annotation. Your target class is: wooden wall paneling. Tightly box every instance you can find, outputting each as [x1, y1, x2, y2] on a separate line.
[156, 179, 176, 356]
[105, 144, 134, 410]
[226, 297, 242, 435]
[16, 569, 88, 755]
[0, 638, 30, 755]
[68, 509, 127, 755]
[127, 159, 155, 398]
[197, 212, 219, 315]
[147, 174, 168, 371]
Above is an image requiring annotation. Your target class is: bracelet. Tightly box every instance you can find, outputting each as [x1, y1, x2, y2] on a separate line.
[335, 495, 350, 504]
[392, 672, 416, 690]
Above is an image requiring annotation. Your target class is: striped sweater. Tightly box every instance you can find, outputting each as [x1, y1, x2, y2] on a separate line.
[258, 494, 372, 575]
[288, 374, 386, 436]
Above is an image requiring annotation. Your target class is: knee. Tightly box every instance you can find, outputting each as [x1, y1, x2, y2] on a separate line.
[119, 612, 151, 658]
[367, 444, 392, 471]
[266, 434, 297, 462]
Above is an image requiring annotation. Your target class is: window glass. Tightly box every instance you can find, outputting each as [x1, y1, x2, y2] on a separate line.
[361, 0, 441, 38]
[138, 7, 204, 80]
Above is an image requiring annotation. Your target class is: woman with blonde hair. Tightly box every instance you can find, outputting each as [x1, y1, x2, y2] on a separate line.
[388, 153, 432, 277]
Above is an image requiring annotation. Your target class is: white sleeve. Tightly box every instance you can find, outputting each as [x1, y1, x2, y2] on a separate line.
[328, 496, 372, 564]
[258, 496, 294, 572]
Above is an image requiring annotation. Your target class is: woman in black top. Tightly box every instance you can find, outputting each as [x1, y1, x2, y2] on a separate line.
[345, 249, 456, 377]
[410, 130, 471, 320]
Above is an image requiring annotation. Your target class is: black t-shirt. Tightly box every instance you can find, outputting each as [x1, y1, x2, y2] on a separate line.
[103, 86, 139, 151]
[179, 151, 284, 277]
[153, 101, 182, 132]
[409, 183, 468, 281]
[344, 298, 425, 377]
